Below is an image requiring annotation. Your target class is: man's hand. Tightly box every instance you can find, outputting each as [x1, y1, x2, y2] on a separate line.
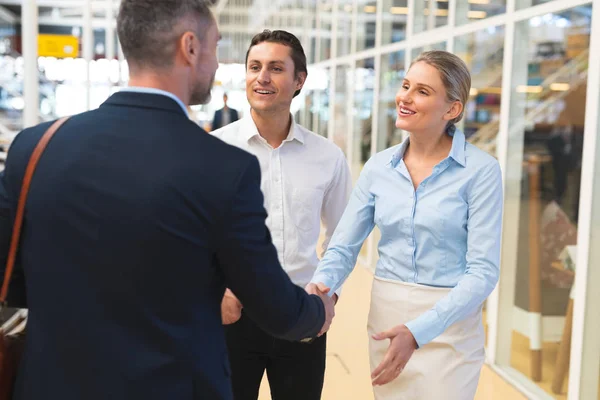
[221, 288, 243, 325]
[305, 282, 335, 336]
[370, 325, 418, 386]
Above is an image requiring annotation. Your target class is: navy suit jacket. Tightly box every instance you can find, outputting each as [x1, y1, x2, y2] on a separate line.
[211, 107, 239, 130]
[0, 92, 325, 400]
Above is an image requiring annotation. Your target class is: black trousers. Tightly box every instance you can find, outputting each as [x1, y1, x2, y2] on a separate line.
[224, 313, 326, 400]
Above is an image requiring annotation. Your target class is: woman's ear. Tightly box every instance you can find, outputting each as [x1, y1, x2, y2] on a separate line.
[443, 101, 463, 122]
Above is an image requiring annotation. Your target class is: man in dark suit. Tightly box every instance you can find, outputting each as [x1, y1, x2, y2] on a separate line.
[211, 93, 239, 130]
[0, 1, 333, 400]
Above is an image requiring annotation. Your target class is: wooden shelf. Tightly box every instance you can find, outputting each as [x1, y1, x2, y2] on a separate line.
[474, 104, 501, 109]
[465, 122, 489, 128]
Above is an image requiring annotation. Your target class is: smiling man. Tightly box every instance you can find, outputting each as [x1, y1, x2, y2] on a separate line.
[212, 30, 352, 400]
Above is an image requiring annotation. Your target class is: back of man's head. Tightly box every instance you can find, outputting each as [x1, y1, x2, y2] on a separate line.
[117, 0, 214, 72]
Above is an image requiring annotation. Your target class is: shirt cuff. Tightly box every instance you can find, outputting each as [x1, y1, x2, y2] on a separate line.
[404, 309, 445, 348]
[310, 273, 339, 296]
[333, 286, 342, 299]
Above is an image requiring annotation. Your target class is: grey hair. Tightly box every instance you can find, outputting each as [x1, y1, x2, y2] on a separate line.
[410, 50, 471, 132]
[117, 0, 215, 71]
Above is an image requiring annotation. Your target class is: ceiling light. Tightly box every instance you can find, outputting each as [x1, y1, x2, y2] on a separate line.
[480, 87, 502, 94]
[516, 85, 543, 93]
[390, 7, 408, 14]
[468, 11, 487, 18]
[550, 83, 570, 91]
[423, 9, 449, 16]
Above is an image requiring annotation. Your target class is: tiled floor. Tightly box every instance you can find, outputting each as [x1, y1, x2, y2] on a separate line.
[258, 264, 526, 399]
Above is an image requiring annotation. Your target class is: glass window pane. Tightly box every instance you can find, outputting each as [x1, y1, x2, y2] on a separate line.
[501, 5, 592, 398]
[456, 0, 506, 26]
[333, 65, 350, 155]
[319, 2, 333, 61]
[377, 51, 406, 152]
[455, 26, 505, 157]
[357, 0, 378, 51]
[414, 0, 448, 34]
[295, 64, 324, 133]
[307, 4, 318, 64]
[316, 87, 330, 139]
[337, 0, 353, 57]
[411, 41, 446, 61]
[454, 26, 505, 350]
[517, 0, 561, 11]
[309, 36, 317, 64]
[381, 0, 407, 45]
[352, 58, 375, 178]
[305, 67, 330, 138]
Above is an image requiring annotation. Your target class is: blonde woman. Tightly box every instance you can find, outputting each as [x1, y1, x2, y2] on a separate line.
[307, 51, 503, 399]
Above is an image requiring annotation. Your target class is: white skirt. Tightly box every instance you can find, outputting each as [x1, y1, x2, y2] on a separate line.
[367, 276, 485, 400]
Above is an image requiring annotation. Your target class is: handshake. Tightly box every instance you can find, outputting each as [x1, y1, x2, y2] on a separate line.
[305, 282, 336, 337]
[220, 282, 337, 337]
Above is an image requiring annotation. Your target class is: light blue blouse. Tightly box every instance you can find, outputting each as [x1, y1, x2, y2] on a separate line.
[311, 129, 503, 347]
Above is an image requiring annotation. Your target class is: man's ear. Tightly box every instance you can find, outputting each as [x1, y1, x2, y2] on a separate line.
[179, 31, 199, 66]
[295, 71, 307, 92]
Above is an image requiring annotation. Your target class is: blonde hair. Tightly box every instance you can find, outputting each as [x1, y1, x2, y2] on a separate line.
[410, 50, 471, 132]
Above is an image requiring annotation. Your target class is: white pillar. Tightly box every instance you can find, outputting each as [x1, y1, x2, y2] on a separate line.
[22, 0, 38, 128]
[302, 0, 311, 61]
[105, 0, 115, 60]
[493, 0, 530, 367]
[455, 0, 470, 27]
[427, 0, 436, 32]
[315, 1, 322, 61]
[568, 1, 600, 398]
[412, 0, 426, 35]
[83, 0, 93, 110]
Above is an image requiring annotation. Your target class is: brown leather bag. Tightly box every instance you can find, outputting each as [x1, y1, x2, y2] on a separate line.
[0, 117, 70, 400]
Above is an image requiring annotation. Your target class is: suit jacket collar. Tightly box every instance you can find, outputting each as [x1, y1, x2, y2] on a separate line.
[101, 91, 188, 117]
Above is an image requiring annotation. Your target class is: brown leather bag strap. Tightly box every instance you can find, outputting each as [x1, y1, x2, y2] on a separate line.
[0, 117, 70, 304]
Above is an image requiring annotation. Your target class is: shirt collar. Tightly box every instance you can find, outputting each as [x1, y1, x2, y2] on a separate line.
[389, 128, 466, 168]
[240, 112, 304, 145]
[120, 86, 188, 117]
[448, 128, 466, 167]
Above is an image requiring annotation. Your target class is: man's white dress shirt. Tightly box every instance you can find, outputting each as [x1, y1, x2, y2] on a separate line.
[212, 115, 352, 289]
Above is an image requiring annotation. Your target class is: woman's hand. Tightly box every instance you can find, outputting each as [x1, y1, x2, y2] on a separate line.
[306, 282, 338, 305]
[305, 282, 338, 336]
[371, 324, 418, 386]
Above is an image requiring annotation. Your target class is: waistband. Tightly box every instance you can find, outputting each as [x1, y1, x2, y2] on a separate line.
[373, 275, 453, 292]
